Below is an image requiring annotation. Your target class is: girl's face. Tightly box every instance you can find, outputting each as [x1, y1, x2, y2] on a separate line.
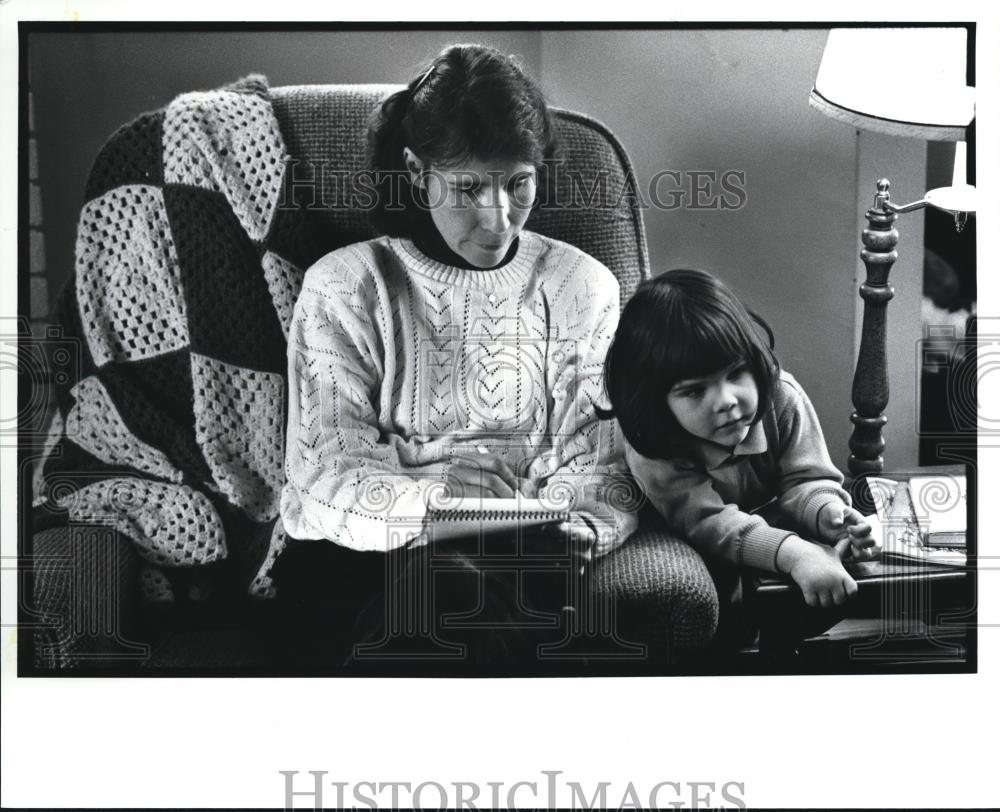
[666, 360, 759, 449]
[405, 149, 537, 268]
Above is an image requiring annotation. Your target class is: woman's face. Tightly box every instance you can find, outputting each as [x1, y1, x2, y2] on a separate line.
[406, 149, 537, 268]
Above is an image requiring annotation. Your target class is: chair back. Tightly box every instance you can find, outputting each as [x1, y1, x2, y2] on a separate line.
[271, 84, 650, 302]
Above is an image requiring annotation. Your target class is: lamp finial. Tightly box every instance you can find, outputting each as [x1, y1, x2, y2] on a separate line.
[873, 178, 891, 208]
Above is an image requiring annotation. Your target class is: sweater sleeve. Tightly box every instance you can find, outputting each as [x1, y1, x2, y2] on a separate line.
[535, 261, 639, 557]
[772, 374, 851, 539]
[625, 445, 792, 572]
[280, 257, 434, 551]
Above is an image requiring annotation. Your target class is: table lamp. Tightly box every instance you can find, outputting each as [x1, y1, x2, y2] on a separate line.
[809, 27, 976, 475]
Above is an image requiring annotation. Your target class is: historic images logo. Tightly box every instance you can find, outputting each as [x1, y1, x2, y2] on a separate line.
[276, 163, 749, 214]
[280, 769, 748, 810]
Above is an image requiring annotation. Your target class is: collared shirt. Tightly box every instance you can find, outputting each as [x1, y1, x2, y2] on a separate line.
[625, 371, 849, 573]
[693, 418, 770, 471]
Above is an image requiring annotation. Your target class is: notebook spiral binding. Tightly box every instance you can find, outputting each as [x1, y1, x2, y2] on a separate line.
[432, 509, 570, 522]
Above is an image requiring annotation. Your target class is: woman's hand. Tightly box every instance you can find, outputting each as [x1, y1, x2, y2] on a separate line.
[443, 454, 525, 499]
[777, 535, 858, 608]
[817, 503, 878, 561]
[558, 512, 598, 575]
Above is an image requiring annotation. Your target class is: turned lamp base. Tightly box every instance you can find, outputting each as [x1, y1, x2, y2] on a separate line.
[848, 176, 974, 475]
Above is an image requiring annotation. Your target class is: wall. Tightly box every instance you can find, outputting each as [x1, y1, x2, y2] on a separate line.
[28, 28, 924, 471]
[539, 29, 871, 470]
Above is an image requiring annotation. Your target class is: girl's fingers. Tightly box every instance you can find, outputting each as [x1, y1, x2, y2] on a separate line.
[841, 506, 860, 521]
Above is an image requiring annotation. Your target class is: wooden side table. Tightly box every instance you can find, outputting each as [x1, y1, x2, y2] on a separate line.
[741, 466, 973, 670]
[745, 559, 970, 664]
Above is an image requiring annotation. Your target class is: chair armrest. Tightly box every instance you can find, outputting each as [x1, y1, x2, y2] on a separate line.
[591, 515, 720, 654]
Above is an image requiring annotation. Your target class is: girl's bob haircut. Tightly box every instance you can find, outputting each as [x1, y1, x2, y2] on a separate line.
[600, 268, 780, 460]
[366, 43, 558, 237]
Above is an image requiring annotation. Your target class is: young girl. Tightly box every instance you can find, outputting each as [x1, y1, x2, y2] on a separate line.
[600, 269, 875, 609]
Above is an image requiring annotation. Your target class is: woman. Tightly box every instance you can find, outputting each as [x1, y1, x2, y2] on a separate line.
[274, 44, 638, 672]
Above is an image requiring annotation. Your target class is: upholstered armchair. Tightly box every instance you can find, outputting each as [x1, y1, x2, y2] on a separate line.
[28, 77, 719, 671]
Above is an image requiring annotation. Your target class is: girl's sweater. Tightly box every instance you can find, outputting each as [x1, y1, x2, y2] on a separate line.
[625, 371, 850, 572]
[280, 231, 638, 555]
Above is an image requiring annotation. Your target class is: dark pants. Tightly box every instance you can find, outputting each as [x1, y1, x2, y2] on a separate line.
[270, 529, 586, 675]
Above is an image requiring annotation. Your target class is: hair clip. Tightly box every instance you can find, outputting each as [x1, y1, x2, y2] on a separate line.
[411, 64, 435, 97]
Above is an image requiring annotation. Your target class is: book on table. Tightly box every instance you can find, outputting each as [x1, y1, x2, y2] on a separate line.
[908, 475, 967, 548]
[864, 474, 967, 568]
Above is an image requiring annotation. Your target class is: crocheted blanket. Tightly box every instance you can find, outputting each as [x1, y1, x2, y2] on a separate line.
[36, 76, 320, 603]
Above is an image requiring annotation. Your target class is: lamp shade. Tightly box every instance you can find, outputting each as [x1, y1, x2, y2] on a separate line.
[810, 27, 975, 140]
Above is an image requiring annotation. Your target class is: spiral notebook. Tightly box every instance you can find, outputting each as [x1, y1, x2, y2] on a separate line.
[425, 497, 571, 541]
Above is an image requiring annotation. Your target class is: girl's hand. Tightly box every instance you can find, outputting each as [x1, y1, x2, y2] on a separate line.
[816, 502, 848, 543]
[843, 507, 879, 561]
[777, 535, 859, 608]
[817, 504, 878, 560]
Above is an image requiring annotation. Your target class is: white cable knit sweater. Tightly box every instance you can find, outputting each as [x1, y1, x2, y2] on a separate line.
[280, 230, 639, 555]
